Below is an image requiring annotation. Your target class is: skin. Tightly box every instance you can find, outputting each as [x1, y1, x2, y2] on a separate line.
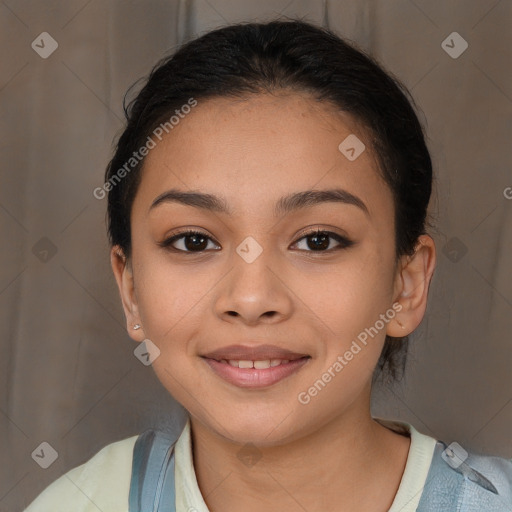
[111, 90, 436, 512]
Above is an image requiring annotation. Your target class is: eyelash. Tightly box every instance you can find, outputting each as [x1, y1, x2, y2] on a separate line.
[158, 228, 355, 254]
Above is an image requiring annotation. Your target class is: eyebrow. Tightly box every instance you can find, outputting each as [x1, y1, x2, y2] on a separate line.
[149, 188, 369, 217]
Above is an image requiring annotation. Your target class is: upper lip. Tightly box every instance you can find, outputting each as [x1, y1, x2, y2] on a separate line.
[202, 344, 310, 361]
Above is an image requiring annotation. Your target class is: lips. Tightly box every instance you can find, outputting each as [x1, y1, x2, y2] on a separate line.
[201, 344, 311, 388]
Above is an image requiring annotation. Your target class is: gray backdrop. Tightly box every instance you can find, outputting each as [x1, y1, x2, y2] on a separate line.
[1, 1, 511, 510]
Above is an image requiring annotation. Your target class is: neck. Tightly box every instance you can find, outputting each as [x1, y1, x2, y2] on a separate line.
[189, 388, 411, 512]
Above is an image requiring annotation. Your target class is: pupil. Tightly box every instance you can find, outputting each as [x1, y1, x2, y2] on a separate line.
[309, 232, 329, 250]
[186, 234, 207, 251]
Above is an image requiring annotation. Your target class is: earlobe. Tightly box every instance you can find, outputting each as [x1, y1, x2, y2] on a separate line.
[110, 246, 144, 341]
[387, 234, 436, 337]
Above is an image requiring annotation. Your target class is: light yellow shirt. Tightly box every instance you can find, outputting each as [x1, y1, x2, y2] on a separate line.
[25, 417, 437, 512]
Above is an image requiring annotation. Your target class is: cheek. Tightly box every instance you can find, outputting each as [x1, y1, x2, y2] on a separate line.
[133, 260, 208, 401]
[300, 253, 396, 397]
[300, 250, 394, 337]
[133, 255, 210, 352]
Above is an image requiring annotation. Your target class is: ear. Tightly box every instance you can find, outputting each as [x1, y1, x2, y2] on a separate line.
[387, 234, 436, 337]
[110, 245, 145, 342]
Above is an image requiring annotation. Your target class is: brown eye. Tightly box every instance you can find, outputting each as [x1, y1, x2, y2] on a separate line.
[158, 228, 354, 254]
[158, 230, 220, 253]
[293, 229, 354, 252]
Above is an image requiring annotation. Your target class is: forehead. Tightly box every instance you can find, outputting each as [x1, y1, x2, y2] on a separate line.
[133, 91, 392, 221]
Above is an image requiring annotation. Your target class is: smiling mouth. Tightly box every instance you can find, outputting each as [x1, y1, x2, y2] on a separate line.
[202, 355, 311, 388]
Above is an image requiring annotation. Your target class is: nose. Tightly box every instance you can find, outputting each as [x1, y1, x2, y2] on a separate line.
[213, 243, 294, 326]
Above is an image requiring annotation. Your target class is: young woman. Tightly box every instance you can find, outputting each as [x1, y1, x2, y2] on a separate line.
[25, 19, 512, 512]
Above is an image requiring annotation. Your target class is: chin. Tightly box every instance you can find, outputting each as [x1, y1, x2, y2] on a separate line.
[202, 408, 303, 447]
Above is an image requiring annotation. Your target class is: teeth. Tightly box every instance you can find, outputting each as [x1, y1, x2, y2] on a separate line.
[223, 359, 292, 368]
[254, 360, 271, 369]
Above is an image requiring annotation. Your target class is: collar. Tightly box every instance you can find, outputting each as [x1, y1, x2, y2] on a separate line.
[175, 416, 437, 512]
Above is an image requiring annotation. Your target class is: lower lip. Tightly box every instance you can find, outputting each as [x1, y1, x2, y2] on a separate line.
[202, 357, 310, 388]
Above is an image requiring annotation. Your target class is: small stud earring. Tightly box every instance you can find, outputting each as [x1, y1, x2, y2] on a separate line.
[396, 319, 405, 329]
[133, 324, 141, 330]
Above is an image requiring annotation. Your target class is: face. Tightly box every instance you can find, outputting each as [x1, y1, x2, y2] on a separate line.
[115, 91, 408, 446]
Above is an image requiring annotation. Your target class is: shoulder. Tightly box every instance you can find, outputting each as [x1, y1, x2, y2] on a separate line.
[418, 440, 512, 512]
[24, 434, 139, 512]
[379, 418, 512, 512]
[461, 449, 512, 509]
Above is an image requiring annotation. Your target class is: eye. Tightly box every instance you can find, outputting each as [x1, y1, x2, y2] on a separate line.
[292, 228, 354, 252]
[158, 228, 354, 254]
[158, 229, 220, 253]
